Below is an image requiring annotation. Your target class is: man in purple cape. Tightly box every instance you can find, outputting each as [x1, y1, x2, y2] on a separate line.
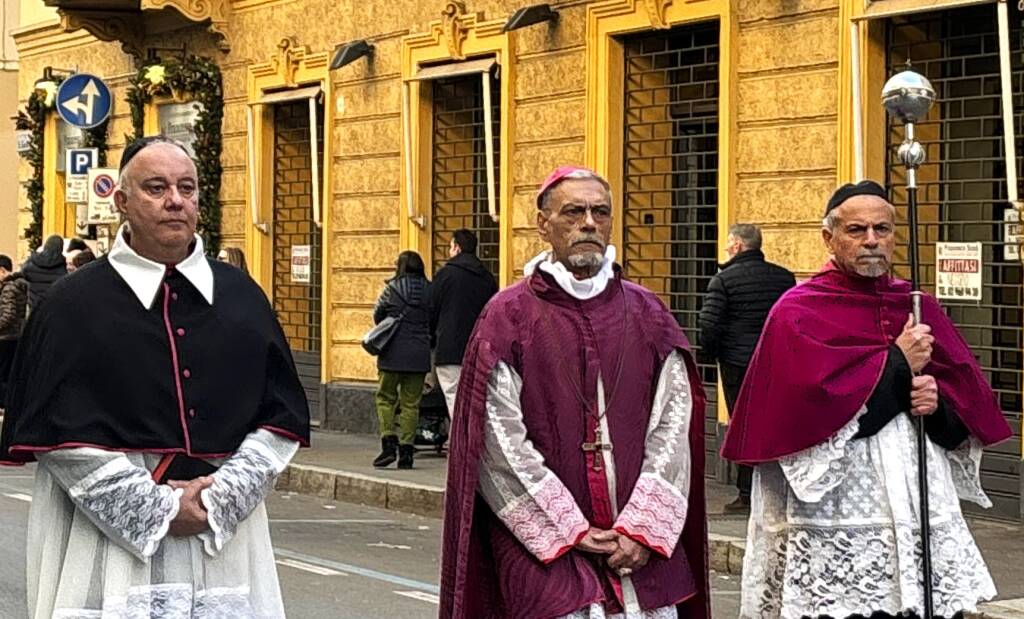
[439, 167, 710, 619]
[722, 180, 1012, 619]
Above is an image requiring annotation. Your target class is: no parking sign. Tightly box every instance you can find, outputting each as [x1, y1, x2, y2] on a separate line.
[87, 168, 119, 223]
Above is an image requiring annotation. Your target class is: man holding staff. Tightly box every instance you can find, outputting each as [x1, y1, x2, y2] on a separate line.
[722, 181, 1011, 619]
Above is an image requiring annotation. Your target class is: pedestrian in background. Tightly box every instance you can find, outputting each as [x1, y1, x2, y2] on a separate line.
[0, 255, 28, 406]
[21, 235, 67, 311]
[219, 246, 249, 274]
[429, 229, 497, 416]
[699, 223, 794, 513]
[65, 238, 88, 273]
[372, 250, 432, 469]
[71, 249, 97, 272]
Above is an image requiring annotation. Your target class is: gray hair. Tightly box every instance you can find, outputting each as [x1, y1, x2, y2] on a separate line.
[728, 223, 762, 251]
[540, 170, 612, 211]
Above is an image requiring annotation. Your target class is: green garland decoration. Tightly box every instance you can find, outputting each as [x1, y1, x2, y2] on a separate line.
[14, 77, 63, 252]
[126, 55, 224, 255]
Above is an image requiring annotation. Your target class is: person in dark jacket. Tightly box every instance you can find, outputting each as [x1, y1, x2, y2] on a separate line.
[372, 250, 432, 469]
[699, 223, 795, 512]
[21, 235, 67, 311]
[0, 255, 29, 406]
[429, 229, 498, 416]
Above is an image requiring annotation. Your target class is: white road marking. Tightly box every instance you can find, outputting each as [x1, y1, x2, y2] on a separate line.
[394, 591, 439, 605]
[274, 548, 438, 593]
[269, 519, 395, 524]
[2, 493, 32, 503]
[275, 558, 347, 576]
[367, 542, 412, 550]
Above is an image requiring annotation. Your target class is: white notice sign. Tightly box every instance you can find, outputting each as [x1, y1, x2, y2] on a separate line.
[291, 245, 311, 283]
[87, 167, 120, 223]
[1004, 209, 1020, 261]
[936, 242, 982, 302]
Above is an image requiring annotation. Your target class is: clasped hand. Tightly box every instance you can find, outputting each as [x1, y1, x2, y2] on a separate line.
[895, 314, 939, 417]
[166, 476, 214, 537]
[575, 527, 650, 574]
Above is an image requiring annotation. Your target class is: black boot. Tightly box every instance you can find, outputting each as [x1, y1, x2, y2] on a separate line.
[373, 436, 399, 468]
[397, 444, 414, 469]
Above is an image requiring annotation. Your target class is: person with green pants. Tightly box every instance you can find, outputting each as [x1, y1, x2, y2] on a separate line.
[371, 251, 431, 469]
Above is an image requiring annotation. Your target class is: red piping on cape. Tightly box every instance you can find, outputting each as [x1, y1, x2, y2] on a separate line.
[7, 442, 233, 459]
[162, 280, 193, 454]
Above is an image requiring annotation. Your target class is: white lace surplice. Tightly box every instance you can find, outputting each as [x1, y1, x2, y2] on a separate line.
[477, 351, 694, 619]
[741, 409, 996, 619]
[28, 429, 298, 619]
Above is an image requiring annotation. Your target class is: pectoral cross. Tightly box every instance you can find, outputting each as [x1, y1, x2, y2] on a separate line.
[581, 427, 613, 472]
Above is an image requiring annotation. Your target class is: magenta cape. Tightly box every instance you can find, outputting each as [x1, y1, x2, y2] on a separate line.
[439, 269, 710, 619]
[721, 262, 1012, 463]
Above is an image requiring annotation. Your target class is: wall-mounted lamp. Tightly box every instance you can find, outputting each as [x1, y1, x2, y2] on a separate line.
[145, 45, 188, 64]
[502, 4, 558, 32]
[330, 40, 374, 70]
[33, 66, 76, 96]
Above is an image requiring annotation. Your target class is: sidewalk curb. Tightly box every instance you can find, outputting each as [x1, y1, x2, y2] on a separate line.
[280, 463, 445, 518]
[280, 463, 747, 575]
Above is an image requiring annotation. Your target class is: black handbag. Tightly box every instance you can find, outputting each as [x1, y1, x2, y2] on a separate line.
[362, 314, 402, 356]
[362, 284, 407, 356]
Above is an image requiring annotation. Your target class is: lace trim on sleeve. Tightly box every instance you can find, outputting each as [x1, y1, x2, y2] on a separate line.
[478, 362, 590, 563]
[496, 472, 590, 563]
[63, 456, 181, 559]
[199, 430, 298, 556]
[614, 473, 686, 557]
[945, 438, 991, 508]
[778, 410, 864, 503]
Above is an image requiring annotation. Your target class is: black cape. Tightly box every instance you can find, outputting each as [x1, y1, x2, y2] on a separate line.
[0, 256, 310, 463]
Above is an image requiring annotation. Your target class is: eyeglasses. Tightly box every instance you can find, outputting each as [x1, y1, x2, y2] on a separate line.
[553, 204, 612, 224]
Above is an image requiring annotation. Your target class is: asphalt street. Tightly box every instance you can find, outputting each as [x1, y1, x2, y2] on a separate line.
[0, 466, 741, 618]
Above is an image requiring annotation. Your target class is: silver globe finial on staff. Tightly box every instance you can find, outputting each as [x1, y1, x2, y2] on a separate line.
[882, 69, 935, 176]
[881, 64, 937, 619]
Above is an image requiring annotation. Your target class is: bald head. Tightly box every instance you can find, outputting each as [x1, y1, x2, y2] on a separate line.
[114, 141, 199, 264]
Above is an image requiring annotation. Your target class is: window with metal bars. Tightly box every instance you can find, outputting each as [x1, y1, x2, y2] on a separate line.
[271, 100, 323, 415]
[620, 22, 721, 474]
[430, 71, 500, 278]
[886, 5, 1023, 519]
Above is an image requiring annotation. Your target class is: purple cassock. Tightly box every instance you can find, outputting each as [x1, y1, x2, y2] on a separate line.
[722, 261, 1013, 463]
[439, 266, 710, 619]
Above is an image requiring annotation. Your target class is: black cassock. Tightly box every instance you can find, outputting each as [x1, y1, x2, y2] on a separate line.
[0, 256, 309, 470]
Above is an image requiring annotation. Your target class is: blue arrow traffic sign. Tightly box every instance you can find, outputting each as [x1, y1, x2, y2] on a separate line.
[56, 74, 112, 129]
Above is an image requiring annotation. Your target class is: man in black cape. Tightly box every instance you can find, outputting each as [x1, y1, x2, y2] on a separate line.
[0, 136, 309, 618]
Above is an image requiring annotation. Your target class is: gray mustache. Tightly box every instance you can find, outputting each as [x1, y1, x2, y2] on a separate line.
[572, 236, 606, 248]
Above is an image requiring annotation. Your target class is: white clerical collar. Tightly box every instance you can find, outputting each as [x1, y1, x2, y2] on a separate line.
[523, 245, 617, 301]
[108, 223, 214, 309]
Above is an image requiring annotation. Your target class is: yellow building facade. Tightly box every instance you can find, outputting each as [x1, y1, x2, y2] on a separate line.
[11, 0, 1024, 520]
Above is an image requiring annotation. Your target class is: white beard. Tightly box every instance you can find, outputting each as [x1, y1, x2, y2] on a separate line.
[567, 252, 604, 272]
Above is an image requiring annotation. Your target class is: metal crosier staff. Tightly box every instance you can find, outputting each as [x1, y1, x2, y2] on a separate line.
[882, 67, 937, 619]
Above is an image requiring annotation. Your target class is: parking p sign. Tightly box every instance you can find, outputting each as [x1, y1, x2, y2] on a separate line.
[87, 167, 120, 223]
[65, 148, 98, 203]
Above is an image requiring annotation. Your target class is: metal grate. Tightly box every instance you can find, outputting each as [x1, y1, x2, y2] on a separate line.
[272, 100, 324, 418]
[621, 22, 721, 475]
[430, 71, 501, 278]
[886, 5, 1023, 519]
